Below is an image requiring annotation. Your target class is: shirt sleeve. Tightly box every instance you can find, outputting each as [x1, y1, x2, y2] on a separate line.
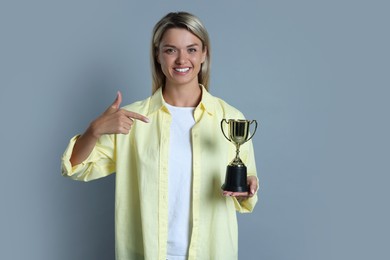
[61, 134, 116, 182]
[232, 139, 259, 213]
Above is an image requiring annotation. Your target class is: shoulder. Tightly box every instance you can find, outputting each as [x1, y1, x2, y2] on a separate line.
[121, 96, 151, 114]
[207, 92, 245, 119]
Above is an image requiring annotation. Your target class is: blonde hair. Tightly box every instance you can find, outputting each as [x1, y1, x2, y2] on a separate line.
[151, 12, 211, 94]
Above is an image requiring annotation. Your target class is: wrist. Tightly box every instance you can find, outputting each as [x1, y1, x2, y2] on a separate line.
[85, 122, 101, 140]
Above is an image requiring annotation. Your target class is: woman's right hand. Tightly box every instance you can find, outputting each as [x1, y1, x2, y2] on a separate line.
[70, 91, 149, 166]
[88, 91, 149, 138]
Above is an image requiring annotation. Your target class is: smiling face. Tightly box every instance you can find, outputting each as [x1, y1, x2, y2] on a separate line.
[157, 28, 207, 89]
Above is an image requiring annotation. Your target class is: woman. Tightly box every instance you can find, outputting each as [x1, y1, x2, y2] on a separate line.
[62, 11, 258, 260]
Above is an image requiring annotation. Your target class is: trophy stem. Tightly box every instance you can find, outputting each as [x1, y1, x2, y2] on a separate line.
[230, 144, 244, 166]
[235, 144, 241, 161]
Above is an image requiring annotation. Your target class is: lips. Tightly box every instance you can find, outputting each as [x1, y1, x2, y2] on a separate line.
[174, 67, 190, 73]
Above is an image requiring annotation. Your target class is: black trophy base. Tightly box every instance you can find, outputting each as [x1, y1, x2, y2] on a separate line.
[221, 165, 248, 192]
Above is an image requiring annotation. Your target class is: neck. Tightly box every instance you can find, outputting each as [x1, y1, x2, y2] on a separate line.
[163, 83, 202, 107]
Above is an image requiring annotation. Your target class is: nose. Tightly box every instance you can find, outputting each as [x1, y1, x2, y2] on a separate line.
[175, 50, 187, 64]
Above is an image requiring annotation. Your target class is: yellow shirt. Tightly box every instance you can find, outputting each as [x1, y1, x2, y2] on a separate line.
[61, 86, 258, 260]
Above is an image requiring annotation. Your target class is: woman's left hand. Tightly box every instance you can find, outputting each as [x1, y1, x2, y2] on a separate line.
[222, 176, 258, 199]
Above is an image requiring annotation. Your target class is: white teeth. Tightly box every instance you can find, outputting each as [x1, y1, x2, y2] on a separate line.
[175, 68, 190, 73]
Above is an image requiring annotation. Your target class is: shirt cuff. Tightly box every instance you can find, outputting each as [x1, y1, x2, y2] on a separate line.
[61, 134, 96, 179]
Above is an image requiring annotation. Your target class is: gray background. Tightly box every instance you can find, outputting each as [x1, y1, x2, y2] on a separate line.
[0, 0, 389, 259]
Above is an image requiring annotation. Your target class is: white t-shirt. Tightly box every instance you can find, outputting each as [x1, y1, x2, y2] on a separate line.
[166, 103, 195, 260]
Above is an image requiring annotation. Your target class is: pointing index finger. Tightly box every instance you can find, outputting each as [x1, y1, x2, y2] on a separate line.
[122, 110, 150, 123]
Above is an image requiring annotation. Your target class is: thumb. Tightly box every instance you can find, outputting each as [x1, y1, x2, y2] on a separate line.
[105, 91, 122, 114]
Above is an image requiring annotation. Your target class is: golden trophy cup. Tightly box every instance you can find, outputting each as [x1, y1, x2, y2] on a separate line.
[221, 119, 258, 192]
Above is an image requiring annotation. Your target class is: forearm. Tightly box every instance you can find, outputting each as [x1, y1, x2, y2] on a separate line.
[69, 126, 99, 166]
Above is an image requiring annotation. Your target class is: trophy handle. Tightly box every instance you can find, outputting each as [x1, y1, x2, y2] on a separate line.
[220, 119, 231, 142]
[246, 120, 258, 142]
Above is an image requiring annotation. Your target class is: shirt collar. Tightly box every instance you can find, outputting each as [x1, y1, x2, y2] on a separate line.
[147, 87, 165, 116]
[197, 84, 215, 116]
[147, 84, 215, 116]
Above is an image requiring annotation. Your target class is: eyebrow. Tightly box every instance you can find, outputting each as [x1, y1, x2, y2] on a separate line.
[161, 43, 200, 48]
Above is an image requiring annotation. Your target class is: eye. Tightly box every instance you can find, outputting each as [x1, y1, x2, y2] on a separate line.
[188, 48, 197, 53]
[164, 48, 176, 54]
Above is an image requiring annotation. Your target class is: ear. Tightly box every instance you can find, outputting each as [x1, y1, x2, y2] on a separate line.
[201, 46, 208, 63]
[156, 55, 161, 64]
